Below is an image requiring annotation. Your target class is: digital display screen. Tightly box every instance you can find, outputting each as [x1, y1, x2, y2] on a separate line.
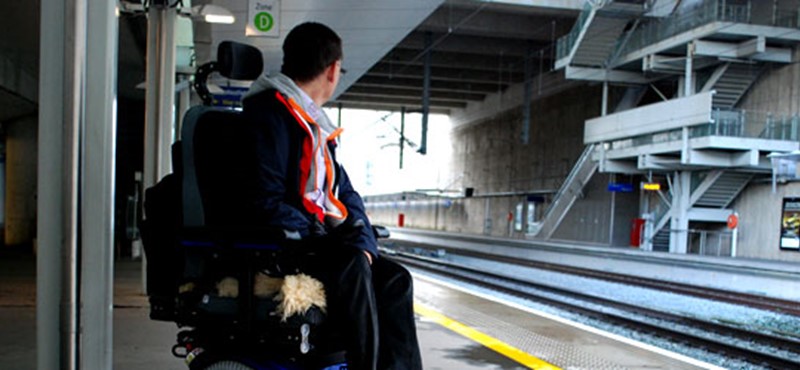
[780, 197, 800, 250]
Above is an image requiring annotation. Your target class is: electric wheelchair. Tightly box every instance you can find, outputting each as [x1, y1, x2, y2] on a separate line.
[141, 41, 362, 370]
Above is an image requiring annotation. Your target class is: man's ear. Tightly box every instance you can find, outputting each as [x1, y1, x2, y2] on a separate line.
[325, 63, 337, 82]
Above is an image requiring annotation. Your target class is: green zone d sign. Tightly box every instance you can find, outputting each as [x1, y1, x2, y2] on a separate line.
[254, 12, 274, 32]
[247, 0, 280, 37]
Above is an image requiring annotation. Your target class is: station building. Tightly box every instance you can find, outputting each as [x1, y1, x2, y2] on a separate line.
[2, 1, 800, 369]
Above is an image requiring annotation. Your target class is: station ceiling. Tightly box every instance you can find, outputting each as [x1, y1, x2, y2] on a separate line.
[191, 0, 582, 115]
[332, 1, 579, 114]
[115, 0, 582, 115]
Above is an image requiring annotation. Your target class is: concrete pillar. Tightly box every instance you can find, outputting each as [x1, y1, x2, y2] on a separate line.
[669, 171, 691, 254]
[5, 116, 38, 246]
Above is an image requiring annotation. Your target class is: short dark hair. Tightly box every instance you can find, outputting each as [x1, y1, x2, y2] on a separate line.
[281, 22, 342, 83]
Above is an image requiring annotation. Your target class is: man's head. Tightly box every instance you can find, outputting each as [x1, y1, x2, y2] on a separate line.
[281, 22, 343, 84]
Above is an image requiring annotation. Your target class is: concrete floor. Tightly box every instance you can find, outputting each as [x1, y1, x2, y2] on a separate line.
[0, 248, 525, 370]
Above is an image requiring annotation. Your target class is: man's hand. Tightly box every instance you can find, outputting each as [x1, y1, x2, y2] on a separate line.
[363, 251, 373, 265]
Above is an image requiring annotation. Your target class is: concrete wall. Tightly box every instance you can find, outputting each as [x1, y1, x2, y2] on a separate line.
[367, 85, 645, 244]
[727, 46, 800, 261]
[452, 86, 601, 194]
[551, 172, 641, 246]
[739, 48, 800, 114]
[732, 181, 800, 262]
[4, 116, 38, 246]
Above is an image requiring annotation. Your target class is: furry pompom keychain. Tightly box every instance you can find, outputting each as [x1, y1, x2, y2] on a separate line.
[274, 274, 327, 321]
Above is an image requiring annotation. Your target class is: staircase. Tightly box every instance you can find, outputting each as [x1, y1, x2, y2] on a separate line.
[693, 171, 754, 208]
[708, 63, 764, 108]
[556, 1, 645, 69]
[652, 228, 671, 251]
[572, 16, 632, 67]
[648, 189, 673, 251]
[533, 144, 599, 239]
[648, 170, 753, 251]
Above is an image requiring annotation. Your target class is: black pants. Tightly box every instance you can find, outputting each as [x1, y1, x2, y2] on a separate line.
[305, 247, 422, 370]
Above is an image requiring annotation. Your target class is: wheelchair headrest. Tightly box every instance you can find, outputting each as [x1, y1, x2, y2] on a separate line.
[216, 41, 264, 80]
[195, 41, 264, 105]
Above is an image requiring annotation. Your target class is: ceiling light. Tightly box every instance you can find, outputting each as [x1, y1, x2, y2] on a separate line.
[191, 4, 235, 24]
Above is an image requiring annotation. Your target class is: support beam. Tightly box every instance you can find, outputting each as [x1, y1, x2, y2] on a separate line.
[419, 31, 431, 155]
[80, 0, 117, 366]
[367, 62, 524, 84]
[603, 159, 644, 173]
[638, 154, 680, 170]
[694, 37, 792, 63]
[337, 94, 466, 109]
[356, 75, 502, 94]
[565, 66, 654, 83]
[344, 86, 484, 102]
[400, 106, 406, 169]
[38, 0, 117, 368]
[669, 171, 691, 254]
[143, 2, 177, 297]
[687, 207, 732, 222]
[521, 44, 533, 145]
[686, 149, 760, 167]
[684, 42, 695, 97]
[38, 0, 80, 368]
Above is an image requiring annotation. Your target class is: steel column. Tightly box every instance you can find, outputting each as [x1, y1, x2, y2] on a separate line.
[79, 0, 118, 368]
[143, 4, 178, 293]
[400, 106, 406, 169]
[419, 31, 431, 155]
[669, 171, 691, 254]
[684, 42, 695, 97]
[38, 0, 82, 367]
[521, 44, 533, 144]
[144, 5, 177, 191]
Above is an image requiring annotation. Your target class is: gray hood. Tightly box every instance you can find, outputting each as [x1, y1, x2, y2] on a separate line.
[246, 73, 337, 135]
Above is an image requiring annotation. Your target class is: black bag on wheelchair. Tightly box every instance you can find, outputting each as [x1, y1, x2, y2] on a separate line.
[140, 41, 346, 369]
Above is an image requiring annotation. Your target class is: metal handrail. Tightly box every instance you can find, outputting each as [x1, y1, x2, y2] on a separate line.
[615, 0, 799, 59]
[610, 109, 800, 151]
[540, 144, 597, 224]
[556, 2, 594, 61]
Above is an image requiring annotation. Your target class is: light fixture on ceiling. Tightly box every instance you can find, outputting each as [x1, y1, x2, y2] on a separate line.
[190, 4, 235, 24]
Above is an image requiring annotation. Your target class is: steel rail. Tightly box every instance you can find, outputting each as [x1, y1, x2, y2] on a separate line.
[389, 240, 800, 317]
[390, 253, 800, 370]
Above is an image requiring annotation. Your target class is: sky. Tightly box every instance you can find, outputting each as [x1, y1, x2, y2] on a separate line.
[323, 107, 453, 196]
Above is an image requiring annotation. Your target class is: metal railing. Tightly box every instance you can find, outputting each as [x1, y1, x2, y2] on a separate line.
[610, 109, 800, 150]
[532, 144, 598, 237]
[664, 228, 734, 256]
[556, 2, 594, 61]
[617, 0, 800, 58]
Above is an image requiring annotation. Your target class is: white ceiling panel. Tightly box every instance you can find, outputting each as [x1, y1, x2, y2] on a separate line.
[206, 0, 445, 98]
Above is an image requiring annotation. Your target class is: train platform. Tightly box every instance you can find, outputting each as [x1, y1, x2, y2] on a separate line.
[388, 227, 800, 302]
[1, 249, 723, 369]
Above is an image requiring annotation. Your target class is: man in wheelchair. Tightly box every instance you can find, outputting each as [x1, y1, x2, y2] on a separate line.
[241, 22, 422, 370]
[143, 22, 421, 370]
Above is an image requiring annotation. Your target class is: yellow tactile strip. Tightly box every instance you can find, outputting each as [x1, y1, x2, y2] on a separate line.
[414, 302, 561, 370]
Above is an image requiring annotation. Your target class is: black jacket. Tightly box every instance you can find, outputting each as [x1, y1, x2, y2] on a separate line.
[243, 89, 378, 258]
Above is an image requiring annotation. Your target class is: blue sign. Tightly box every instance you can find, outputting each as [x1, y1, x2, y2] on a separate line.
[211, 86, 249, 108]
[607, 183, 634, 193]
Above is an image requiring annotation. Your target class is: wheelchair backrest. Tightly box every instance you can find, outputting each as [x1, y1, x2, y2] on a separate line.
[181, 41, 264, 230]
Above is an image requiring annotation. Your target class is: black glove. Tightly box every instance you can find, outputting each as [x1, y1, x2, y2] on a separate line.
[328, 218, 365, 245]
[308, 217, 328, 238]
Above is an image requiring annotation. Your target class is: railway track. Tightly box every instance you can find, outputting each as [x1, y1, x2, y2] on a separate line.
[389, 251, 800, 370]
[389, 240, 800, 317]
